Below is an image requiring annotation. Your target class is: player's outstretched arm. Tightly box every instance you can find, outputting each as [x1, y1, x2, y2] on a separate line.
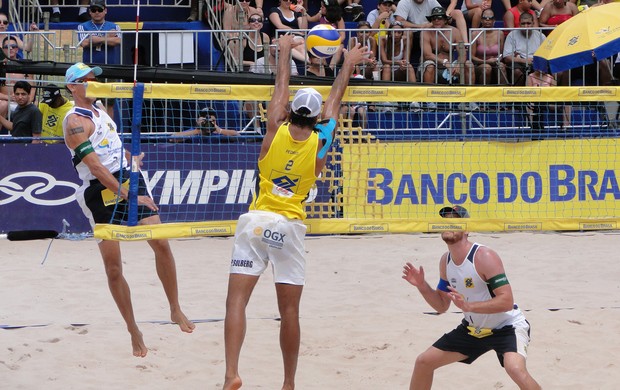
[322, 43, 369, 120]
[267, 35, 303, 131]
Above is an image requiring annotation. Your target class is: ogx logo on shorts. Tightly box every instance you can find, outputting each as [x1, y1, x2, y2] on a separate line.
[262, 229, 286, 249]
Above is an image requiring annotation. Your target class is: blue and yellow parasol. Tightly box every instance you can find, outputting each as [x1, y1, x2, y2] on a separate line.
[532, 2, 620, 74]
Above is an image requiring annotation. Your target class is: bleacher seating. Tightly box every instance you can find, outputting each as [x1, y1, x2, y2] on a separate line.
[1, 0, 614, 140]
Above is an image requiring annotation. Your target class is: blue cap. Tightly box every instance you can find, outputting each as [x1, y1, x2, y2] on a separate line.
[65, 62, 102, 83]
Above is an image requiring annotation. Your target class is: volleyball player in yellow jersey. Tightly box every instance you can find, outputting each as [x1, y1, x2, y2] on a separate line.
[223, 35, 368, 390]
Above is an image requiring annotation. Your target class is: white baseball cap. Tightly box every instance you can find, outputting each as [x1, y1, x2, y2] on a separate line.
[291, 88, 322, 118]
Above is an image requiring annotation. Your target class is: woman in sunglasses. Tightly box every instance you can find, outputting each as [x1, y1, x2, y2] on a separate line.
[241, 13, 270, 71]
[0, 36, 36, 118]
[0, 12, 36, 60]
[470, 9, 508, 84]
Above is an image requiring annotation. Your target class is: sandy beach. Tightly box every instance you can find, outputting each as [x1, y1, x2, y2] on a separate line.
[2, 231, 619, 389]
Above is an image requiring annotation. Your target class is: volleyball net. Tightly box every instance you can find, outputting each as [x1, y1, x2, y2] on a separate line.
[86, 82, 620, 241]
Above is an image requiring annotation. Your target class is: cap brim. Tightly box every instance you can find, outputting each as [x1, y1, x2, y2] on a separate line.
[69, 66, 102, 83]
[439, 206, 469, 218]
[427, 15, 447, 21]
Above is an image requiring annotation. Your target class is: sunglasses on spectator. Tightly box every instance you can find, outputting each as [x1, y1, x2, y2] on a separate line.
[481, 15, 495, 20]
[3, 44, 18, 49]
[430, 16, 447, 21]
[0, 20, 9, 25]
[89, 6, 105, 12]
[249, 17, 263, 23]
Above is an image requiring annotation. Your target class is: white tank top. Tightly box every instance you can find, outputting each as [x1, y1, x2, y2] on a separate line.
[391, 39, 404, 61]
[446, 243, 525, 329]
[63, 105, 126, 183]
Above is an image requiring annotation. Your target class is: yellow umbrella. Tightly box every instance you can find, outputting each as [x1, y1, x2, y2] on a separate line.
[532, 2, 620, 73]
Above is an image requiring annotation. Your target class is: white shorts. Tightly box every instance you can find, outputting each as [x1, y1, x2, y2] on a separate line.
[230, 210, 307, 285]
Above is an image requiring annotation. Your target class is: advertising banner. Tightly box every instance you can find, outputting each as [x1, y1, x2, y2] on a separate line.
[342, 139, 620, 222]
[0, 143, 333, 233]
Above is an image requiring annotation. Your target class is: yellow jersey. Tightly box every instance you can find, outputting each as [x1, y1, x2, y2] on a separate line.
[39, 99, 74, 143]
[250, 122, 319, 220]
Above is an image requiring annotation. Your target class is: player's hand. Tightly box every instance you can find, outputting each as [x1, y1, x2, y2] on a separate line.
[137, 195, 158, 211]
[402, 262, 425, 288]
[447, 286, 470, 311]
[343, 43, 370, 66]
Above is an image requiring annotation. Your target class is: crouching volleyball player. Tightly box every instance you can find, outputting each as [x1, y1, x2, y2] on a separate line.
[402, 205, 541, 389]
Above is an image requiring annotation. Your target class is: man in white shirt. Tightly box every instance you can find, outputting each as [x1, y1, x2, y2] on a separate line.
[395, 0, 441, 27]
[502, 12, 546, 85]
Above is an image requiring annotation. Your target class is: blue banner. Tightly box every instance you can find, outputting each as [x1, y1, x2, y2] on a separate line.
[0, 143, 333, 233]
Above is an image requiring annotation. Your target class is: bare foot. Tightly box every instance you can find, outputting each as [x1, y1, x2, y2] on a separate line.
[223, 376, 242, 390]
[130, 331, 148, 357]
[171, 309, 195, 333]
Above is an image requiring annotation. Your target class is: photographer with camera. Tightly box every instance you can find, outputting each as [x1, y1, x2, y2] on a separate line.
[170, 107, 239, 142]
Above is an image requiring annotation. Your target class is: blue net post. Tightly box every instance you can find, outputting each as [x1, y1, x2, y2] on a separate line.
[128, 82, 145, 227]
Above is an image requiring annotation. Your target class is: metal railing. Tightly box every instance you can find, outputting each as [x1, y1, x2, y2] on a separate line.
[1, 25, 617, 138]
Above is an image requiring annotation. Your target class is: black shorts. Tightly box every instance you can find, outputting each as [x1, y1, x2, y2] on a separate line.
[82, 169, 158, 225]
[432, 319, 531, 367]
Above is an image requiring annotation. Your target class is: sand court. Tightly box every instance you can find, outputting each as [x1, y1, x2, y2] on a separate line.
[2, 232, 619, 389]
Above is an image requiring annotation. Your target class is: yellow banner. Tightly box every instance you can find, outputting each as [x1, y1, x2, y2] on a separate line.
[85, 82, 620, 102]
[342, 139, 620, 221]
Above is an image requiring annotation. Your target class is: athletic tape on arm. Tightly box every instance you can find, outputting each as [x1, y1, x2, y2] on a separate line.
[314, 118, 336, 159]
[75, 140, 95, 160]
[437, 278, 450, 292]
[488, 273, 509, 290]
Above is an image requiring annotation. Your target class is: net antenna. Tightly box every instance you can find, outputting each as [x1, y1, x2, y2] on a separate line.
[128, 0, 144, 226]
[133, 0, 141, 86]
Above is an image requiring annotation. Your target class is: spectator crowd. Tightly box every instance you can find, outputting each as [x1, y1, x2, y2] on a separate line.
[1, 0, 619, 141]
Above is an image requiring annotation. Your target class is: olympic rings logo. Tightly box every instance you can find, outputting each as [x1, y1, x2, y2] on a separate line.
[0, 171, 79, 206]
